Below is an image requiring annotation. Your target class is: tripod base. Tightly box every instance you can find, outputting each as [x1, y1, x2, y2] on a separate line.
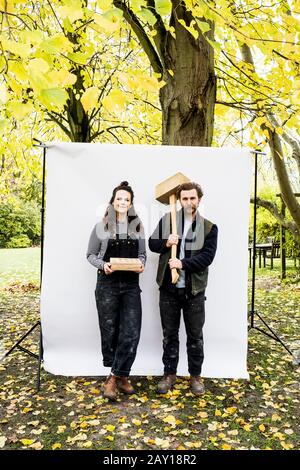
[3, 321, 44, 393]
[248, 310, 300, 364]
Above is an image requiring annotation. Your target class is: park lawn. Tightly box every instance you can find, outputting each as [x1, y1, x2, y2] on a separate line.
[0, 247, 40, 288]
[0, 248, 299, 450]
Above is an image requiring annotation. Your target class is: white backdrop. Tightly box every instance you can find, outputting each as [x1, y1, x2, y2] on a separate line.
[40, 143, 251, 378]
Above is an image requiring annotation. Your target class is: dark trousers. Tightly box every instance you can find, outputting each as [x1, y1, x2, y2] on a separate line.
[95, 274, 142, 377]
[159, 288, 205, 376]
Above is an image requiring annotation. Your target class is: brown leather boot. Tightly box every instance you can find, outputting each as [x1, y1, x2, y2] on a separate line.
[117, 377, 135, 395]
[190, 376, 205, 395]
[156, 374, 177, 394]
[102, 374, 118, 401]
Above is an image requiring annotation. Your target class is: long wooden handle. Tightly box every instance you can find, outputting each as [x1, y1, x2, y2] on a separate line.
[169, 194, 179, 284]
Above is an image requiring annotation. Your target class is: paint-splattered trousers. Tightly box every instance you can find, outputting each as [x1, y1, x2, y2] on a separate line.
[95, 272, 142, 377]
[159, 288, 205, 376]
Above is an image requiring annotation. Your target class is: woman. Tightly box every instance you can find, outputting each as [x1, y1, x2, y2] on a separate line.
[87, 181, 146, 401]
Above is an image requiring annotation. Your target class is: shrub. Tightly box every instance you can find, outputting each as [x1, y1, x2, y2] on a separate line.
[6, 234, 31, 248]
[0, 198, 41, 248]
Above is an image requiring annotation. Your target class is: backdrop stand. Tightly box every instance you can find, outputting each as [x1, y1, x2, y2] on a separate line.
[2, 139, 47, 393]
[249, 150, 299, 364]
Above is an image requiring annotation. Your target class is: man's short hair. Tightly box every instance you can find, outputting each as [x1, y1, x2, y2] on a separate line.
[176, 182, 203, 200]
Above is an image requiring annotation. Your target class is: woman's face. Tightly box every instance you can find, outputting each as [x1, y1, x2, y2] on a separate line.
[112, 189, 132, 215]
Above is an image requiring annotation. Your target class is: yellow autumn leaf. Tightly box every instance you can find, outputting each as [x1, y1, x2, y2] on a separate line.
[147, 439, 156, 445]
[280, 441, 294, 450]
[0, 0, 14, 13]
[259, 424, 266, 432]
[93, 9, 122, 32]
[47, 70, 77, 88]
[198, 412, 208, 419]
[215, 409, 222, 416]
[1, 38, 32, 58]
[28, 58, 50, 75]
[0, 436, 7, 448]
[106, 425, 116, 432]
[154, 437, 170, 449]
[68, 52, 89, 65]
[40, 88, 69, 110]
[147, 75, 164, 91]
[227, 429, 239, 436]
[178, 19, 199, 39]
[272, 414, 282, 422]
[225, 407, 237, 414]
[154, 0, 172, 16]
[9, 62, 28, 83]
[7, 101, 34, 120]
[22, 407, 33, 414]
[132, 419, 141, 426]
[102, 89, 127, 113]
[30, 442, 43, 450]
[163, 415, 177, 426]
[81, 87, 99, 112]
[57, 2, 84, 23]
[52, 443, 62, 450]
[57, 425, 66, 434]
[88, 419, 100, 426]
[40, 34, 73, 54]
[222, 444, 232, 450]
[20, 439, 34, 446]
[106, 435, 114, 441]
[97, 0, 113, 11]
[243, 424, 252, 432]
[184, 441, 202, 449]
[83, 441, 93, 448]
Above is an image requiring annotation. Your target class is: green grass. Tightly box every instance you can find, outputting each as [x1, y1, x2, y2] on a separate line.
[0, 247, 299, 288]
[0, 247, 40, 288]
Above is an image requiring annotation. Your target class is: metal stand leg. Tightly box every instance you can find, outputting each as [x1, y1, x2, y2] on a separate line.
[3, 140, 48, 390]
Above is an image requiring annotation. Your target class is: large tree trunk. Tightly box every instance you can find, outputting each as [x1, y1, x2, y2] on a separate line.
[114, 0, 216, 147]
[67, 67, 91, 142]
[160, 5, 216, 146]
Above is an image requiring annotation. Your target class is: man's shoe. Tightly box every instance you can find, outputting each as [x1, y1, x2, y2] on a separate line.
[102, 374, 118, 401]
[117, 377, 135, 395]
[156, 374, 177, 394]
[190, 376, 205, 395]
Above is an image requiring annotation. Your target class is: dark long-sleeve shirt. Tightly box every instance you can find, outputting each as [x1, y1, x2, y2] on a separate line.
[148, 213, 218, 290]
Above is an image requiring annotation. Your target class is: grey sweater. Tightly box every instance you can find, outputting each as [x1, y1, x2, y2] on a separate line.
[87, 220, 147, 270]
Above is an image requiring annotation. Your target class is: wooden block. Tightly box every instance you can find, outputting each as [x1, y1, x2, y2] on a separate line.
[155, 172, 190, 204]
[110, 257, 141, 271]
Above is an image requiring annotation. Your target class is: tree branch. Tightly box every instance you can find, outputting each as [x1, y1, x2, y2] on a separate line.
[113, 0, 163, 76]
[251, 196, 300, 241]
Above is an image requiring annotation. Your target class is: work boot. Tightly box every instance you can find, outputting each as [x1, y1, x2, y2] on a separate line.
[156, 374, 177, 394]
[117, 377, 135, 395]
[102, 374, 118, 401]
[190, 376, 205, 395]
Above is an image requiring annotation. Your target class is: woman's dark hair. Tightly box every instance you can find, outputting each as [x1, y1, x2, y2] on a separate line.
[109, 181, 134, 205]
[103, 181, 141, 232]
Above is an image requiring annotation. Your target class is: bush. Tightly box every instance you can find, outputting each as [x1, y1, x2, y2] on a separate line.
[6, 234, 31, 248]
[0, 198, 41, 248]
